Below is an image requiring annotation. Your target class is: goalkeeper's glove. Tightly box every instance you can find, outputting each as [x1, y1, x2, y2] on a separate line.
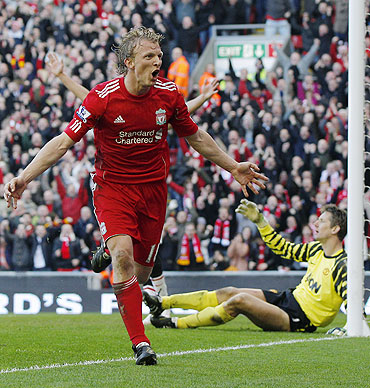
[326, 326, 347, 336]
[235, 199, 268, 228]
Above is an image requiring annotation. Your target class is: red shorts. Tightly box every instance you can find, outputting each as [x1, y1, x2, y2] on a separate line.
[92, 177, 167, 267]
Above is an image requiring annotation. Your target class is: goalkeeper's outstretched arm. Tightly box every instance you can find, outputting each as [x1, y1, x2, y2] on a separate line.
[235, 199, 312, 263]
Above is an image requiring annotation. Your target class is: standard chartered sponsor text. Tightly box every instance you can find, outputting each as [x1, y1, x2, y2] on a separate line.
[116, 130, 156, 145]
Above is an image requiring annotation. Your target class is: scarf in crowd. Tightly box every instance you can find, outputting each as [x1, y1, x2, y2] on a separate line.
[0, 245, 9, 270]
[211, 219, 230, 247]
[177, 233, 204, 266]
[61, 237, 71, 259]
[11, 54, 25, 69]
[258, 244, 265, 265]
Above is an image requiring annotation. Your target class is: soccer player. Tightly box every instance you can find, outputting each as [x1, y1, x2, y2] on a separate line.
[45, 50, 221, 323]
[144, 199, 348, 333]
[4, 27, 268, 365]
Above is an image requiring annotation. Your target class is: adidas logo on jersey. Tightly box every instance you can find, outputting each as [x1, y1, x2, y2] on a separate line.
[114, 115, 125, 123]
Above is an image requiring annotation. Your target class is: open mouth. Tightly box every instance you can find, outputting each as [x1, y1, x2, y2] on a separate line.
[152, 70, 160, 78]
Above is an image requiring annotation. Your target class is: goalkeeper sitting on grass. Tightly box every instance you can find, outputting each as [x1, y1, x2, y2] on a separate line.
[144, 199, 348, 334]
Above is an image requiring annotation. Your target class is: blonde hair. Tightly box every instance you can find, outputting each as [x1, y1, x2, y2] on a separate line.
[113, 26, 164, 75]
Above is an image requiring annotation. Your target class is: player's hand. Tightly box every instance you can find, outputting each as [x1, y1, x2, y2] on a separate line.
[202, 78, 219, 101]
[231, 162, 268, 198]
[46, 52, 64, 77]
[235, 199, 267, 227]
[3, 176, 28, 209]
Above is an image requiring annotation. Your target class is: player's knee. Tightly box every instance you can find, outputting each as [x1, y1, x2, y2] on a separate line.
[217, 286, 240, 300]
[227, 293, 251, 313]
[111, 246, 131, 261]
[112, 250, 134, 274]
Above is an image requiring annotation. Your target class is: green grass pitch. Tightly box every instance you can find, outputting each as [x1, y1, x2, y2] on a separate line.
[0, 312, 369, 388]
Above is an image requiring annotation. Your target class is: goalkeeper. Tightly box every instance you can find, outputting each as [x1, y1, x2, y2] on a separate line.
[144, 199, 348, 333]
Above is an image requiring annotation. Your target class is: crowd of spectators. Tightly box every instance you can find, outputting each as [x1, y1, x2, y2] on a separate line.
[0, 0, 369, 273]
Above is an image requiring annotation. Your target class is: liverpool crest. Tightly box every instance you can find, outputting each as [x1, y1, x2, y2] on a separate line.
[155, 108, 167, 125]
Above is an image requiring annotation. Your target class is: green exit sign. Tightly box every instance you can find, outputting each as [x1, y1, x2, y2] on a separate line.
[217, 44, 266, 59]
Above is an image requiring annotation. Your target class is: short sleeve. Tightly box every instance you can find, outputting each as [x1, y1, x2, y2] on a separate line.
[64, 87, 107, 143]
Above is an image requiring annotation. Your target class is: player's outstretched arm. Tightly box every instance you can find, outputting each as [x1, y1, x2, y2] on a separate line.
[185, 129, 268, 197]
[46, 52, 89, 101]
[186, 78, 219, 114]
[3, 133, 76, 209]
[235, 199, 268, 227]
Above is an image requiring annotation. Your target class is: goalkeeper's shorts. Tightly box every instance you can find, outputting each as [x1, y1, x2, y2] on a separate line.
[263, 289, 317, 333]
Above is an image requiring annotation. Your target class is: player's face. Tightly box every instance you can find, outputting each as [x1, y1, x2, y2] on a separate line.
[131, 40, 163, 89]
[314, 211, 334, 242]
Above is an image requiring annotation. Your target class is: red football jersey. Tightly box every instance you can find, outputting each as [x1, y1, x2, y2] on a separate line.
[64, 76, 198, 184]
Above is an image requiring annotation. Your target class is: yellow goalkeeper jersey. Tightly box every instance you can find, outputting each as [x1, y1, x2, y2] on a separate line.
[259, 224, 347, 327]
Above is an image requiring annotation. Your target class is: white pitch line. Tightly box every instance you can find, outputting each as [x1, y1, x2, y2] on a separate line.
[0, 336, 344, 374]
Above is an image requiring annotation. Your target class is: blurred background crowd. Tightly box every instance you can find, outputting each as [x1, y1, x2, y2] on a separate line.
[0, 0, 369, 276]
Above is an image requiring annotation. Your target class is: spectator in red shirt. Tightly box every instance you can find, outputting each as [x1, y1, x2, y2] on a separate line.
[53, 165, 89, 224]
[51, 223, 82, 272]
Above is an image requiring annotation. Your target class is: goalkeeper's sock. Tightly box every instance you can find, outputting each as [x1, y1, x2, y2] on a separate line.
[113, 276, 150, 346]
[177, 304, 235, 329]
[161, 290, 219, 311]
